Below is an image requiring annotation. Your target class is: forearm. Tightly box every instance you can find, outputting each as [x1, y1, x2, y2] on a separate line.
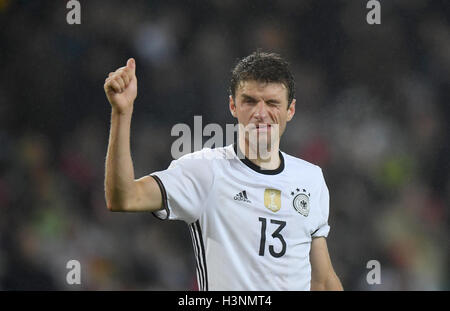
[105, 108, 136, 210]
[311, 271, 343, 291]
[325, 271, 343, 291]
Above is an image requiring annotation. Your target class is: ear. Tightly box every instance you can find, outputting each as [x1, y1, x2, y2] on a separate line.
[229, 95, 237, 118]
[287, 99, 296, 122]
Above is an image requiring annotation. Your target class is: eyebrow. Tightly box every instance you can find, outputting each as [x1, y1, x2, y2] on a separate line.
[240, 94, 257, 101]
[240, 94, 280, 104]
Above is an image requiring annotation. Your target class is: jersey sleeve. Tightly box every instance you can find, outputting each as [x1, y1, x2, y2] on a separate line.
[150, 150, 215, 224]
[311, 168, 330, 238]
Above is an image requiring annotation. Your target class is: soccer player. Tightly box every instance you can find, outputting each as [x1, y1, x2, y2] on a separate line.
[104, 52, 343, 291]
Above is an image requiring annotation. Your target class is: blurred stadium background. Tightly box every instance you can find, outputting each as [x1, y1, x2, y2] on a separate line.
[0, 0, 448, 290]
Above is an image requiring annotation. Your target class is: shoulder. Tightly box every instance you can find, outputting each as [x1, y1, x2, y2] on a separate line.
[170, 146, 233, 171]
[281, 151, 325, 181]
[176, 145, 232, 161]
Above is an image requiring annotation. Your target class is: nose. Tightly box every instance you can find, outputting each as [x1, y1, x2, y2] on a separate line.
[254, 100, 267, 119]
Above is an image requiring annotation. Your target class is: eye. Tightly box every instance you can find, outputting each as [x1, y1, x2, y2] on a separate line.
[267, 101, 280, 107]
[243, 98, 256, 104]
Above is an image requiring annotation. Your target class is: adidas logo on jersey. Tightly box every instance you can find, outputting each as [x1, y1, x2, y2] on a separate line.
[234, 190, 252, 203]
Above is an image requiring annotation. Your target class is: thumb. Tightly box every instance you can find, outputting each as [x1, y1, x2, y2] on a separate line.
[126, 58, 136, 72]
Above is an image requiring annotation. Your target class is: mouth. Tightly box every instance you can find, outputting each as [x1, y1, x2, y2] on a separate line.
[255, 124, 272, 131]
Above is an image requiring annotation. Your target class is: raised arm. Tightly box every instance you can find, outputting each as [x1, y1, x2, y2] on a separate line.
[104, 58, 162, 212]
[310, 237, 343, 291]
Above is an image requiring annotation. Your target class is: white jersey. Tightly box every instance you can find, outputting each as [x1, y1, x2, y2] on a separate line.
[151, 144, 330, 291]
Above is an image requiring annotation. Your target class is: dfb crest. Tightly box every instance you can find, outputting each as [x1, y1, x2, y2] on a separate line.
[291, 188, 310, 217]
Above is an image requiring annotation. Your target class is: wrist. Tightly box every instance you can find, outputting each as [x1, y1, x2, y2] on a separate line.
[111, 106, 133, 117]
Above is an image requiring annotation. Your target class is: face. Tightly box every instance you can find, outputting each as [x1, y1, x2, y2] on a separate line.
[229, 80, 296, 154]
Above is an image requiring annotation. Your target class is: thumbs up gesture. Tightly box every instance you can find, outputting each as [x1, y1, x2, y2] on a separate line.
[104, 58, 138, 115]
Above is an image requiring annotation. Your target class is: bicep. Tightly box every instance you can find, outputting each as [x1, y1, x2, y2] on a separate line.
[122, 175, 163, 212]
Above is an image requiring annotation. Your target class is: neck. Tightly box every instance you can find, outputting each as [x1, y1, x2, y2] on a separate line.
[237, 135, 280, 170]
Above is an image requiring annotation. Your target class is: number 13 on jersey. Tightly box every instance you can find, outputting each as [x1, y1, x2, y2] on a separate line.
[258, 217, 287, 258]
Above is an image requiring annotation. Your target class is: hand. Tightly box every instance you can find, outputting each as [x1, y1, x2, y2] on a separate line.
[104, 58, 137, 115]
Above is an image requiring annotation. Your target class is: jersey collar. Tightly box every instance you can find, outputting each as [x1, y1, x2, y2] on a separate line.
[233, 143, 285, 175]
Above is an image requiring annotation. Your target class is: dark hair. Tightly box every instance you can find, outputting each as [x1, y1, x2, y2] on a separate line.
[229, 51, 295, 106]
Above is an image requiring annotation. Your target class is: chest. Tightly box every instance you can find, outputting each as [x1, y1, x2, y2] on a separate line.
[206, 173, 322, 249]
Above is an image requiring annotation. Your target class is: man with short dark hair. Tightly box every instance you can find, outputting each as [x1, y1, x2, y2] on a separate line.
[104, 51, 343, 290]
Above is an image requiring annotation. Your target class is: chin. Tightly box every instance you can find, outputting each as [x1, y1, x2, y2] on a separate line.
[254, 138, 275, 156]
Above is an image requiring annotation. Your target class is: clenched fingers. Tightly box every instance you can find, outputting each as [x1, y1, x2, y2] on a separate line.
[105, 75, 125, 94]
[104, 59, 136, 95]
[105, 78, 122, 93]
